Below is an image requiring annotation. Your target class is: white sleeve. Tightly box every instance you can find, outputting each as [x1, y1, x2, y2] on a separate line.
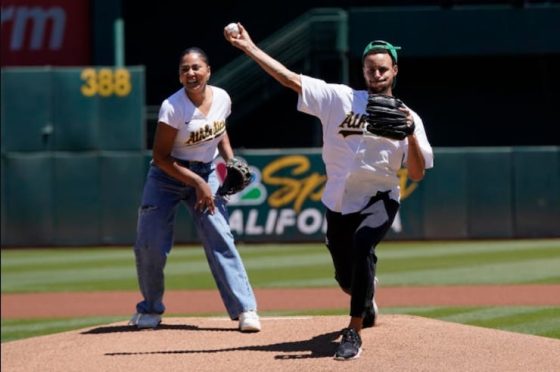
[404, 111, 434, 169]
[158, 99, 182, 129]
[297, 75, 337, 123]
[215, 86, 232, 119]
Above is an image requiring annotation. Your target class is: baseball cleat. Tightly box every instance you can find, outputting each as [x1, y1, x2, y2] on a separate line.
[334, 328, 362, 360]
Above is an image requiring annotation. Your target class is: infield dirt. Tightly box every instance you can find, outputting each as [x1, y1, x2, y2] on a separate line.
[3, 284, 560, 319]
[3, 285, 560, 371]
[3, 315, 560, 372]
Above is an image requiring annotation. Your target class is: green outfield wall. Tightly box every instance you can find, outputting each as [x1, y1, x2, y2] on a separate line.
[1, 67, 558, 246]
[1, 66, 145, 151]
[1, 66, 146, 246]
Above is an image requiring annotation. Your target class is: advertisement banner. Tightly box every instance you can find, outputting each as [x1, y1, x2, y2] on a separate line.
[1, 0, 90, 66]
[219, 149, 423, 242]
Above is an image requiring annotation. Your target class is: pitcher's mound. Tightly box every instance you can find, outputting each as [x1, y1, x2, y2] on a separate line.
[3, 315, 559, 372]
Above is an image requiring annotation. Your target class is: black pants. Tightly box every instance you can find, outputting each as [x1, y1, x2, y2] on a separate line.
[325, 191, 399, 318]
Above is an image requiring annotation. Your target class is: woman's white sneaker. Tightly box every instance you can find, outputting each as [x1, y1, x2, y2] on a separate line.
[129, 313, 161, 329]
[238, 311, 261, 332]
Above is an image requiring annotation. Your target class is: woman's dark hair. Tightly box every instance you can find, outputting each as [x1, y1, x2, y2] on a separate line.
[179, 47, 210, 66]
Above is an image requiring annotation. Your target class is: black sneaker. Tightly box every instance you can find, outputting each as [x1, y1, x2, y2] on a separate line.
[334, 328, 362, 360]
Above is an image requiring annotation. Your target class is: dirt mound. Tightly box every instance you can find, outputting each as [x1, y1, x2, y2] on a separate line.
[3, 315, 559, 372]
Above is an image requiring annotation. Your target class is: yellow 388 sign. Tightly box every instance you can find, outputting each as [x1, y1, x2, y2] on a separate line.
[80, 68, 132, 97]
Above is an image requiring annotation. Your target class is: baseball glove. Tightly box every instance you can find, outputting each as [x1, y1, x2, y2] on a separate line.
[217, 157, 253, 196]
[365, 94, 415, 140]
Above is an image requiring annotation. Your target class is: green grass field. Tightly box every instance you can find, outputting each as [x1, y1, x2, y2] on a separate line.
[2, 239, 560, 342]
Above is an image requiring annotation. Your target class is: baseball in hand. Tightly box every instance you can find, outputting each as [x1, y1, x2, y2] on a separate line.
[225, 23, 240, 37]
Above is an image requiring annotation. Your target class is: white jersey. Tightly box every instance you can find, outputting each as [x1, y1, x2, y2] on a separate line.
[158, 85, 231, 163]
[297, 75, 434, 214]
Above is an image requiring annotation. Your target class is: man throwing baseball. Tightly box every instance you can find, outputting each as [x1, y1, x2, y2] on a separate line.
[225, 24, 433, 360]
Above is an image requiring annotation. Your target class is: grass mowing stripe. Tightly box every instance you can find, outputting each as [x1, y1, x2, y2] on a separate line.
[505, 317, 560, 338]
[468, 307, 560, 328]
[1, 258, 137, 274]
[462, 307, 560, 338]
[387, 307, 480, 318]
[4, 239, 554, 268]
[1, 317, 125, 333]
[2, 253, 223, 291]
[244, 264, 334, 288]
[378, 240, 560, 259]
[531, 276, 560, 284]
[261, 278, 336, 287]
[1, 249, 134, 267]
[379, 247, 560, 273]
[439, 307, 544, 323]
[242, 253, 332, 269]
[388, 307, 560, 326]
[0, 245, 263, 270]
[2, 241, 559, 292]
[2, 266, 137, 292]
[1, 317, 126, 343]
[2, 264, 333, 293]
[378, 257, 560, 285]
[1, 252, 332, 292]
[383, 306, 560, 339]
[236, 244, 325, 256]
[380, 240, 560, 251]
[500, 316, 560, 337]
[0, 248, 210, 271]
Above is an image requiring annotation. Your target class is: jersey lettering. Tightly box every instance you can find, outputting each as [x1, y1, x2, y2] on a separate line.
[184, 120, 226, 145]
[338, 111, 366, 137]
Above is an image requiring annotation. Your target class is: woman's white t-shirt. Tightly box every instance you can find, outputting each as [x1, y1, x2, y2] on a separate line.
[158, 85, 231, 163]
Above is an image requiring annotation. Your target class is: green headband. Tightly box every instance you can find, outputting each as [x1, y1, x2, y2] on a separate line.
[362, 40, 401, 63]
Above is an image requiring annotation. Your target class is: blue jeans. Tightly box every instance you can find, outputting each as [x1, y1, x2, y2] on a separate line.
[133, 161, 257, 319]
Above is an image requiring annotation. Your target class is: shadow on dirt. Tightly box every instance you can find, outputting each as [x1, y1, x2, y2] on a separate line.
[82, 324, 238, 334]
[102, 330, 340, 359]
